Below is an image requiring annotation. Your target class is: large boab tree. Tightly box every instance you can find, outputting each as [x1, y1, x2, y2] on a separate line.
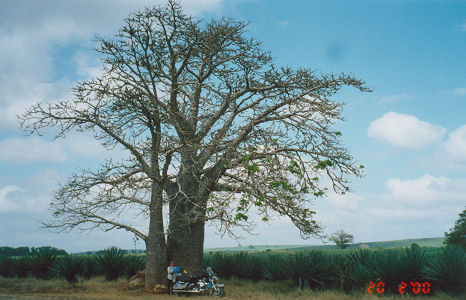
[20, 0, 369, 290]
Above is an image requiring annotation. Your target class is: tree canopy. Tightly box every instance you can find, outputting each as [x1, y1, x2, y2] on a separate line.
[329, 229, 354, 249]
[20, 0, 369, 288]
[444, 207, 466, 249]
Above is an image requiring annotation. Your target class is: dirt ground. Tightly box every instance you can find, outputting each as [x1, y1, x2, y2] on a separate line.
[0, 277, 463, 300]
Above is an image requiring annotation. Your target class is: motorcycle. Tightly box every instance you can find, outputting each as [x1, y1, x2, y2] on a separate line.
[172, 268, 225, 297]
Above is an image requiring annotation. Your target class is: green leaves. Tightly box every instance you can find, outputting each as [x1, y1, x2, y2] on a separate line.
[444, 206, 465, 249]
[241, 155, 260, 173]
[247, 162, 259, 172]
[269, 180, 298, 194]
[286, 160, 301, 175]
[235, 212, 248, 221]
[315, 159, 334, 170]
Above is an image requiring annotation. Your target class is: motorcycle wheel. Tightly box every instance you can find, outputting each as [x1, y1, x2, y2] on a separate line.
[211, 286, 225, 297]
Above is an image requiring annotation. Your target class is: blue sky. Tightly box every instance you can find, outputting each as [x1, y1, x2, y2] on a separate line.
[0, 0, 465, 252]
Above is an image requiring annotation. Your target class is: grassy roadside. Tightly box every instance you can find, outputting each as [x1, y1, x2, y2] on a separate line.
[0, 277, 463, 300]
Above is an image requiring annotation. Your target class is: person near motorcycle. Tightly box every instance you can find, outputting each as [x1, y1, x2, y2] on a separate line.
[167, 260, 175, 295]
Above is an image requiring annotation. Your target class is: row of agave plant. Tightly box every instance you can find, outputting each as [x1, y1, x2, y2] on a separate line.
[0, 246, 145, 283]
[1, 245, 464, 295]
[203, 245, 465, 295]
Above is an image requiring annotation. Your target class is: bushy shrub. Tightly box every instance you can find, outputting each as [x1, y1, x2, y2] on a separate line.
[51, 254, 83, 283]
[423, 246, 466, 295]
[96, 247, 126, 281]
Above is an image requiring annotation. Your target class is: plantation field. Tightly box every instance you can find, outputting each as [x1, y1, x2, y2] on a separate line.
[0, 244, 464, 298]
[0, 277, 464, 300]
[205, 237, 445, 252]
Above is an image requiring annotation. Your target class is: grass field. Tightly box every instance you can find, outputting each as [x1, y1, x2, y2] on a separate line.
[0, 276, 462, 300]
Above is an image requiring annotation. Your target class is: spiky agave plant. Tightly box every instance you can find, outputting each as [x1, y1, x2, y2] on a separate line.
[264, 253, 287, 282]
[80, 256, 96, 279]
[282, 251, 334, 290]
[124, 255, 145, 278]
[367, 249, 406, 293]
[237, 253, 265, 282]
[31, 249, 58, 279]
[347, 248, 372, 267]
[51, 254, 83, 283]
[305, 251, 335, 290]
[330, 253, 354, 293]
[14, 256, 31, 278]
[96, 247, 126, 281]
[402, 244, 426, 282]
[346, 248, 375, 288]
[0, 256, 15, 278]
[203, 253, 213, 270]
[283, 252, 310, 289]
[209, 252, 236, 279]
[232, 252, 249, 279]
[365, 246, 427, 294]
[423, 246, 466, 295]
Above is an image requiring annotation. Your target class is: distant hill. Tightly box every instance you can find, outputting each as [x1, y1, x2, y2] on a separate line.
[70, 237, 445, 255]
[204, 237, 445, 252]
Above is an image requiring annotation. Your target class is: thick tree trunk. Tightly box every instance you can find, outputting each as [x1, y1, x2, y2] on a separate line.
[166, 169, 206, 274]
[167, 217, 205, 274]
[145, 183, 167, 291]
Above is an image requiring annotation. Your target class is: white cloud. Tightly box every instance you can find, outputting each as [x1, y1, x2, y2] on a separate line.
[0, 135, 107, 163]
[0, 137, 67, 163]
[379, 93, 412, 103]
[326, 192, 361, 211]
[26, 170, 61, 189]
[444, 125, 466, 163]
[0, 0, 225, 131]
[65, 135, 107, 157]
[385, 174, 466, 204]
[73, 52, 104, 80]
[182, 0, 224, 13]
[0, 186, 24, 212]
[367, 112, 446, 149]
[0, 170, 60, 214]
